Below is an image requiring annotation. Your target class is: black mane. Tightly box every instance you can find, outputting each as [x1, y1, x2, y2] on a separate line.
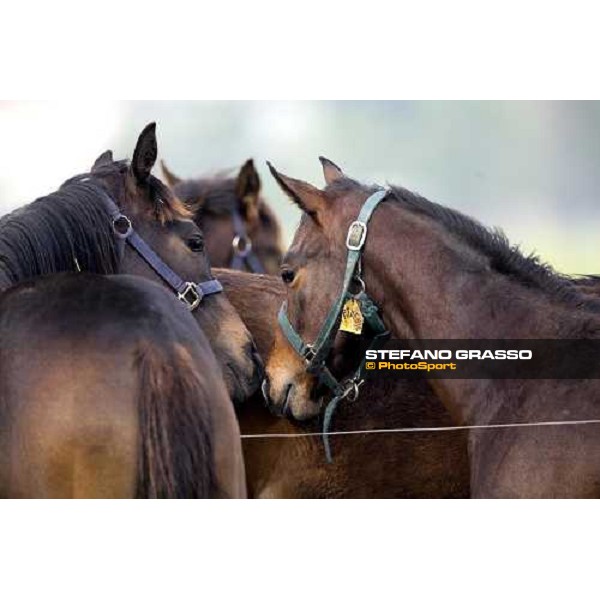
[327, 177, 600, 310]
[0, 160, 183, 287]
[390, 185, 600, 309]
[0, 181, 119, 286]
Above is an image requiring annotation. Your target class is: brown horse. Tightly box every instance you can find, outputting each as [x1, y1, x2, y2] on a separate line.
[162, 159, 283, 274]
[0, 273, 245, 498]
[264, 158, 600, 498]
[0, 123, 262, 404]
[214, 268, 469, 498]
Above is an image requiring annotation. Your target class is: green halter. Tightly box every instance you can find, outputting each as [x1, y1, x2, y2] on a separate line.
[277, 189, 390, 461]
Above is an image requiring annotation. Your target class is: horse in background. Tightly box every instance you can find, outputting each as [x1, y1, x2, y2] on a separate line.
[162, 159, 283, 274]
[0, 273, 246, 498]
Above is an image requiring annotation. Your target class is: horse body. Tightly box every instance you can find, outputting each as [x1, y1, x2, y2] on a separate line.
[0, 123, 258, 498]
[0, 274, 245, 498]
[264, 159, 600, 498]
[215, 268, 469, 498]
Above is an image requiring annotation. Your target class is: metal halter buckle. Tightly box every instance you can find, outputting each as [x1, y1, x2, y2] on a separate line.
[232, 235, 252, 257]
[178, 282, 202, 311]
[346, 221, 367, 251]
[303, 345, 316, 363]
[340, 379, 363, 403]
[112, 215, 133, 239]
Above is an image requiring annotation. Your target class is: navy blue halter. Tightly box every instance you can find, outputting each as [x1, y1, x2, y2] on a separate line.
[78, 179, 223, 311]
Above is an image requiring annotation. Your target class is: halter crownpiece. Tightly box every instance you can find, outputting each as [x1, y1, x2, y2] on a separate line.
[277, 188, 390, 462]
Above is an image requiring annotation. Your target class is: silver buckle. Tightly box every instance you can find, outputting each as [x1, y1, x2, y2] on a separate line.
[303, 345, 316, 363]
[112, 215, 132, 239]
[178, 282, 202, 311]
[346, 221, 367, 251]
[340, 379, 363, 403]
[232, 234, 252, 257]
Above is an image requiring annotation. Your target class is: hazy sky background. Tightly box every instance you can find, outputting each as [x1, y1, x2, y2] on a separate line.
[1, 100, 599, 274]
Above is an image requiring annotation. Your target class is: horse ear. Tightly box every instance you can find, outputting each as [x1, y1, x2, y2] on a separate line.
[92, 150, 113, 172]
[160, 160, 182, 187]
[236, 159, 261, 221]
[131, 122, 158, 184]
[319, 156, 344, 185]
[267, 162, 326, 221]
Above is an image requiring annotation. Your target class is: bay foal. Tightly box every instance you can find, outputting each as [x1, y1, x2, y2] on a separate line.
[264, 158, 600, 498]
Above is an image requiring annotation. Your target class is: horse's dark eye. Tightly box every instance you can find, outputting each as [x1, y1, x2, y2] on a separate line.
[281, 269, 295, 284]
[187, 237, 205, 252]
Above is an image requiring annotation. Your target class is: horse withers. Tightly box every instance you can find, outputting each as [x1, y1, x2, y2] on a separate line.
[0, 273, 246, 498]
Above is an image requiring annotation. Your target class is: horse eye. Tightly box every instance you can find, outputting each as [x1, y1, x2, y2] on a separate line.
[281, 269, 295, 284]
[187, 237, 205, 252]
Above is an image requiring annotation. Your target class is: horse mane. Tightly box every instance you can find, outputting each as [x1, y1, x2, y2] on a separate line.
[0, 183, 120, 284]
[0, 160, 189, 286]
[327, 177, 600, 311]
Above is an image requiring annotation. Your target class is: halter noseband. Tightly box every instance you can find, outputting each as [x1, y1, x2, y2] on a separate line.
[77, 179, 223, 311]
[229, 206, 265, 273]
[277, 189, 390, 461]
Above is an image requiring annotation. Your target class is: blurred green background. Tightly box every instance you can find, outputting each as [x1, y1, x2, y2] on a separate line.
[1, 101, 599, 274]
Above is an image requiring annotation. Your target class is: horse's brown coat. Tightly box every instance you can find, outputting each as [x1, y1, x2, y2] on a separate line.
[0, 274, 245, 498]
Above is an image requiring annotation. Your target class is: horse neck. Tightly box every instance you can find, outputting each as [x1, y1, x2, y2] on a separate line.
[361, 203, 593, 423]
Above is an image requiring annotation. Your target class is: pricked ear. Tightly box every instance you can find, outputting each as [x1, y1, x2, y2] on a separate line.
[160, 160, 182, 187]
[267, 162, 326, 221]
[131, 122, 157, 184]
[319, 156, 344, 185]
[236, 159, 261, 221]
[92, 150, 113, 172]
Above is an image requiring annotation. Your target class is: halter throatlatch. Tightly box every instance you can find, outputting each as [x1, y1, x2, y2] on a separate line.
[229, 207, 265, 273]
[277, 189, 390, 462]
[77, 180, 223, 310]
